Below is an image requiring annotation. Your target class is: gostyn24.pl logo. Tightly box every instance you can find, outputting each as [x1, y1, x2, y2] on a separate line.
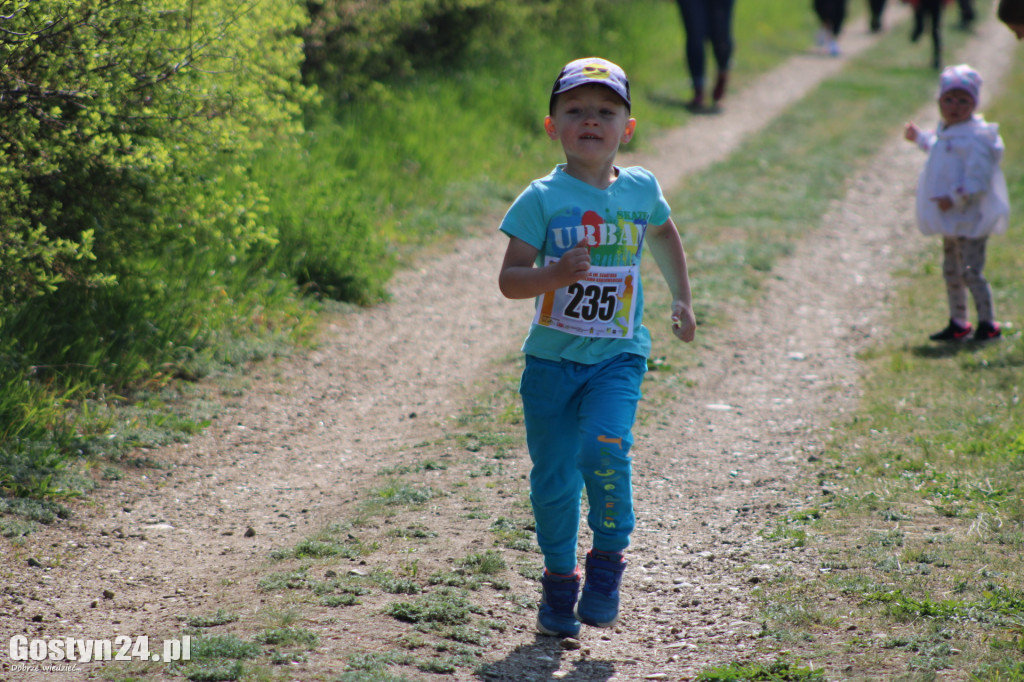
[8, 635, 191, 665]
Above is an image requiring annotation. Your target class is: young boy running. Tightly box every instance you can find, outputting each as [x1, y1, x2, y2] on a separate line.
[498, 57, 697, 638]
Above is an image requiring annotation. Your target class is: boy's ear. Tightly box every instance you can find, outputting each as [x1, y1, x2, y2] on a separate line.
[621, 118, 637, 144]
[544, 115, 558, 140]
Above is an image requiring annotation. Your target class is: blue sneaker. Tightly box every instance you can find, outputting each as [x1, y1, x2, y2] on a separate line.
[576, 550, 626, 628]
[536, 569, 581, 637]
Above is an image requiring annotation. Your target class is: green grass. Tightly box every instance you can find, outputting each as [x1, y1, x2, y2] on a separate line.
[695, 658, 827, 682]
[186, 610, 240, 629]
[268, 522, 379, 562]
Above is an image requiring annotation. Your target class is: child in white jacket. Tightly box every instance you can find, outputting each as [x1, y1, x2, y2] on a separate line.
[905, 64, 1010, 342]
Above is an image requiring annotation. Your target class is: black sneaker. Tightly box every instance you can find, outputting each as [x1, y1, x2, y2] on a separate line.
[974, 321, 1002, 341]
[929, 319, 972, 341]
[911, 16, 923, 42]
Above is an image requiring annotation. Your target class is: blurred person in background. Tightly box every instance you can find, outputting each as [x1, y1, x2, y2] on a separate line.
[675, 0, 737, 110]
[868, 0, 888, 32]
[813, 0, 849, 56]
[998, 0, 1024, 38]
[907, 0, 949, 69]
[956, 0, 976, 29]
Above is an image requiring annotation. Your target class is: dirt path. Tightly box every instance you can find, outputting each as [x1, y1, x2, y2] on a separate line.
[1, 8, 1018, 682]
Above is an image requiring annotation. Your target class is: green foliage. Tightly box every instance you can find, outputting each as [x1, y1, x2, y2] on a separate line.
[695, 658, 826, 682]
[186, 610, 240, 629]
[0, 0, 311, 306]
[0, 367, 86, 501]
[320, 593, 359, 607]
[256, 627, 320, 648]
[373, 483, 437, 506]
[455, 549, 505, 576]
[344, 650, 417, 676]
[269, 522, 378, 560]
[184, 661, 244, 682]
[189, 634, 262, 661]
[384, 587, 473, 625]
[301, 0, 610, 102]
[1, 0, 317, 516]
[250, 142, 392, 305]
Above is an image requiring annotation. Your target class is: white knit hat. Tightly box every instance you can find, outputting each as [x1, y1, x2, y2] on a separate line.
[939, 64, 982, 104]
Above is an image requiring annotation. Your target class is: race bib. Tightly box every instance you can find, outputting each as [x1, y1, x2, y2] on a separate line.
[534, 257, 638, 339]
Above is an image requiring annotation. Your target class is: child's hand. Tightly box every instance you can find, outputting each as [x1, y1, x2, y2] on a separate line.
[553, 238, 591, 286]
[931, 196, 954, 211]
[904, 122, 920, 143]
[670, 301, 696, 342]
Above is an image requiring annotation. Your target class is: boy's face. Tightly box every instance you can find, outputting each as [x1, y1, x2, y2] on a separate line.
[939, 88, 976, 127]
[545, 84, 636, 168]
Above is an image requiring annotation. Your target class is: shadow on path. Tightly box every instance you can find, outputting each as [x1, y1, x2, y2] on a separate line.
[476, 635, 616, 681]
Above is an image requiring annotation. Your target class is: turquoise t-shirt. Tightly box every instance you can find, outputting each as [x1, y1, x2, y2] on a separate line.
[499, 164, 672, 364]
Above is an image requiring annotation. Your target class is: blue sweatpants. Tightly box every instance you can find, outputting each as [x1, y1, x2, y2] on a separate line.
[519, 353, 647, 575]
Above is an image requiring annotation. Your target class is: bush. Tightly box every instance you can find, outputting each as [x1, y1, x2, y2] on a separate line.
[0, 0, 312, 308]
[301, 0, 614, 100]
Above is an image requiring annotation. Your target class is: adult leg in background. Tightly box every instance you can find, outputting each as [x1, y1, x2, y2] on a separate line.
[676, 0, 710, 107]
[708, 0, 737, 102]
[958, 0, 976, 29]
[868, 0, 888, 31]
[922, 0, 944, 68]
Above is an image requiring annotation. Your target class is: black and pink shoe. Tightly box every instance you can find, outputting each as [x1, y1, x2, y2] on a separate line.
[929, 319, 973, 342]
[973, 321, 1002, 341]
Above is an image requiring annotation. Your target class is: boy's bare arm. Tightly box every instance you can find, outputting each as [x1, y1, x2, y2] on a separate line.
[499, 236, 590, 300]
[647, 218, 696, 342]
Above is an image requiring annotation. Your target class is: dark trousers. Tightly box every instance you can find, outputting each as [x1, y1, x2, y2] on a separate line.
[867, 0, 887, 30]
[912, 0, 944, 68]
[675, 0, 736, 91]
[813, 0, 849, 35]
[957, 0, 975, 25]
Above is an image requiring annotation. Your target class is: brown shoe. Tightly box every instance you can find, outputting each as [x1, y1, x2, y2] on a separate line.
[712, 72, 729, 103]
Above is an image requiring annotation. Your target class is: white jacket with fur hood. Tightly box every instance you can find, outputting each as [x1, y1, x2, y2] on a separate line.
[914, 114, 1010, 238]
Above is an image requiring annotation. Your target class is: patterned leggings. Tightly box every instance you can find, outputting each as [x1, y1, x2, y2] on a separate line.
[942, 236, 994, 323]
